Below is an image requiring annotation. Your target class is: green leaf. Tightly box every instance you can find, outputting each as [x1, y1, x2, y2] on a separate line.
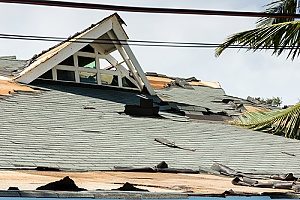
[257, 0, 297, 27]
[215, 21, 300, 60]
[232, 103, 300, 139]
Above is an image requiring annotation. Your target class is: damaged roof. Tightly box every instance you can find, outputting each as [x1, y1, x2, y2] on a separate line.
[0, 13, 298, 197]
[0, 81, 299, 176]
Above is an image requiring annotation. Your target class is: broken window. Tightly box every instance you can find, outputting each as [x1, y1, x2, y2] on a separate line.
[79, 71, 97, 84]
[58, 56, 74, 66]
[78, 56, 96, 69]
[39, 69, 53, 80]
[79, 45, 95, 53]
[57, 70, 75, 81]
[100, 74, 118, 86]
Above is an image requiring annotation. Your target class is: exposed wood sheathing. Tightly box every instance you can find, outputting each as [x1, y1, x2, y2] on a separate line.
[243, 105, 270, 113]
[146, 76, 221, 89]
[0, 80, 35, 96]
[0, 171, 291, 194]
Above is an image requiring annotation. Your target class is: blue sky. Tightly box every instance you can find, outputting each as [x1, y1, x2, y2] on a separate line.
[0, 0, 299, 105]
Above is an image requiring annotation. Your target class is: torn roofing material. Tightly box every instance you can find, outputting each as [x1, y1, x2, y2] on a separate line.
[147, 72, 265, 119]
[146, 73, 221, 89]
[0, 171, 295, 195]
[1, 82, 300, 175]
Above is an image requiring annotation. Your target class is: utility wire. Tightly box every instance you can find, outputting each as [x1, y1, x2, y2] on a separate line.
[0, 33, 223, 46]
[0, 0, 300, 18]
[0, 33, 297, 50]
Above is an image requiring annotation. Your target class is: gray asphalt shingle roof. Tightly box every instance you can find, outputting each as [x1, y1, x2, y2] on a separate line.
[1, 82, 300, 175]
[156, 86, 243, 116]
[0, 56, 27, 77]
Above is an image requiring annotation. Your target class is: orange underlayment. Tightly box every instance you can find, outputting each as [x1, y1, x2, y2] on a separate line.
[0, 171, 290, 194]
[0, 80, 35, 96]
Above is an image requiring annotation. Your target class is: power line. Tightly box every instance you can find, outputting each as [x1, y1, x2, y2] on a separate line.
[0, 0, 300, 18]
[0, 33, 297, 50]
[0, 33, 232, 46]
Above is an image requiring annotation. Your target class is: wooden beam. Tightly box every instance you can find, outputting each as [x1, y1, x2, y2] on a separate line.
[91, 43, 139, 89]
[111, 19, 156, 95]
[16, 19, 113, 83]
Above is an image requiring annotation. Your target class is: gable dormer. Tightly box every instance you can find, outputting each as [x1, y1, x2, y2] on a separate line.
[15, 14, 155, 95]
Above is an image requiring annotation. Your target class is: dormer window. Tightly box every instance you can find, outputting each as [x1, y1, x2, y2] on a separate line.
[17, 14, 156, 95]
[37, 45, 136, 88]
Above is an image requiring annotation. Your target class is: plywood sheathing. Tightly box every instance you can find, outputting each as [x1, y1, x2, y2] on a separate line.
[0, 170, 291, 195]
[0, 80, 35, 96]
[146, 76, 221, 90]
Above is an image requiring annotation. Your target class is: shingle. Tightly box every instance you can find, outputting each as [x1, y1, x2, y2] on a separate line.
[0, 83, 300, 175]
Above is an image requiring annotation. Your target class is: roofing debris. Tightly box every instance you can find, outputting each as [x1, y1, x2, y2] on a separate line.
[36, 176, 87, 191]
[113, 182, 149, 192]
[211, 163, 300, 193]
[146, 72, 277, 122]
[114, 161, 199, 174]
[0, 170, 296, 195]
[146, 72, 221, 89]
[0, 13, 295, 198]
[154, 138, 196, 152]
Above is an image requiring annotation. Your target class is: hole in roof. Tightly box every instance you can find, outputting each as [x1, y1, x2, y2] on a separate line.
[58, 56, 74, 66]
[79, 71, 97, 84]
[57, 70, 75, 82]
[78, 56, 96, 69]
[39, 69, 53, 80]
[79, 44, 95, 53]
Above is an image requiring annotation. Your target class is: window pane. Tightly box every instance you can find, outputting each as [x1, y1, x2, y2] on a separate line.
[79, 72, 97, 84]
[57, 70, 75, 81]
[100, 74, 118, 86]
[39, 69, 53, 79]
[58, 56, 74, 66]
[78, 56, 96, 69]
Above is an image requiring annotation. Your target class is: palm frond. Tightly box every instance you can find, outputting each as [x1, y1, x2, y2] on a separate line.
[257, 0, 297, 27]
[216, 21, 300, 60]
[232, 103, 300, 139]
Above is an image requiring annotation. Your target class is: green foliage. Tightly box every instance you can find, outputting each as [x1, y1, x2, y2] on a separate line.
[253, 96, 282, 107]
[216, 21, 300, 60]
[216, 0, 300, 60]
[234, 103, 300, 139]
[257, 0, 297, 27]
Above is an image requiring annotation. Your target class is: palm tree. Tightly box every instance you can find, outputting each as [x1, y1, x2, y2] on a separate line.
[216, 0, 300, 60]
[216, 0, 300, 139]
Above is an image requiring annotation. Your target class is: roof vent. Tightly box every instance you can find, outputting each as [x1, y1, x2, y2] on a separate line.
[125, 95, 159, 116]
